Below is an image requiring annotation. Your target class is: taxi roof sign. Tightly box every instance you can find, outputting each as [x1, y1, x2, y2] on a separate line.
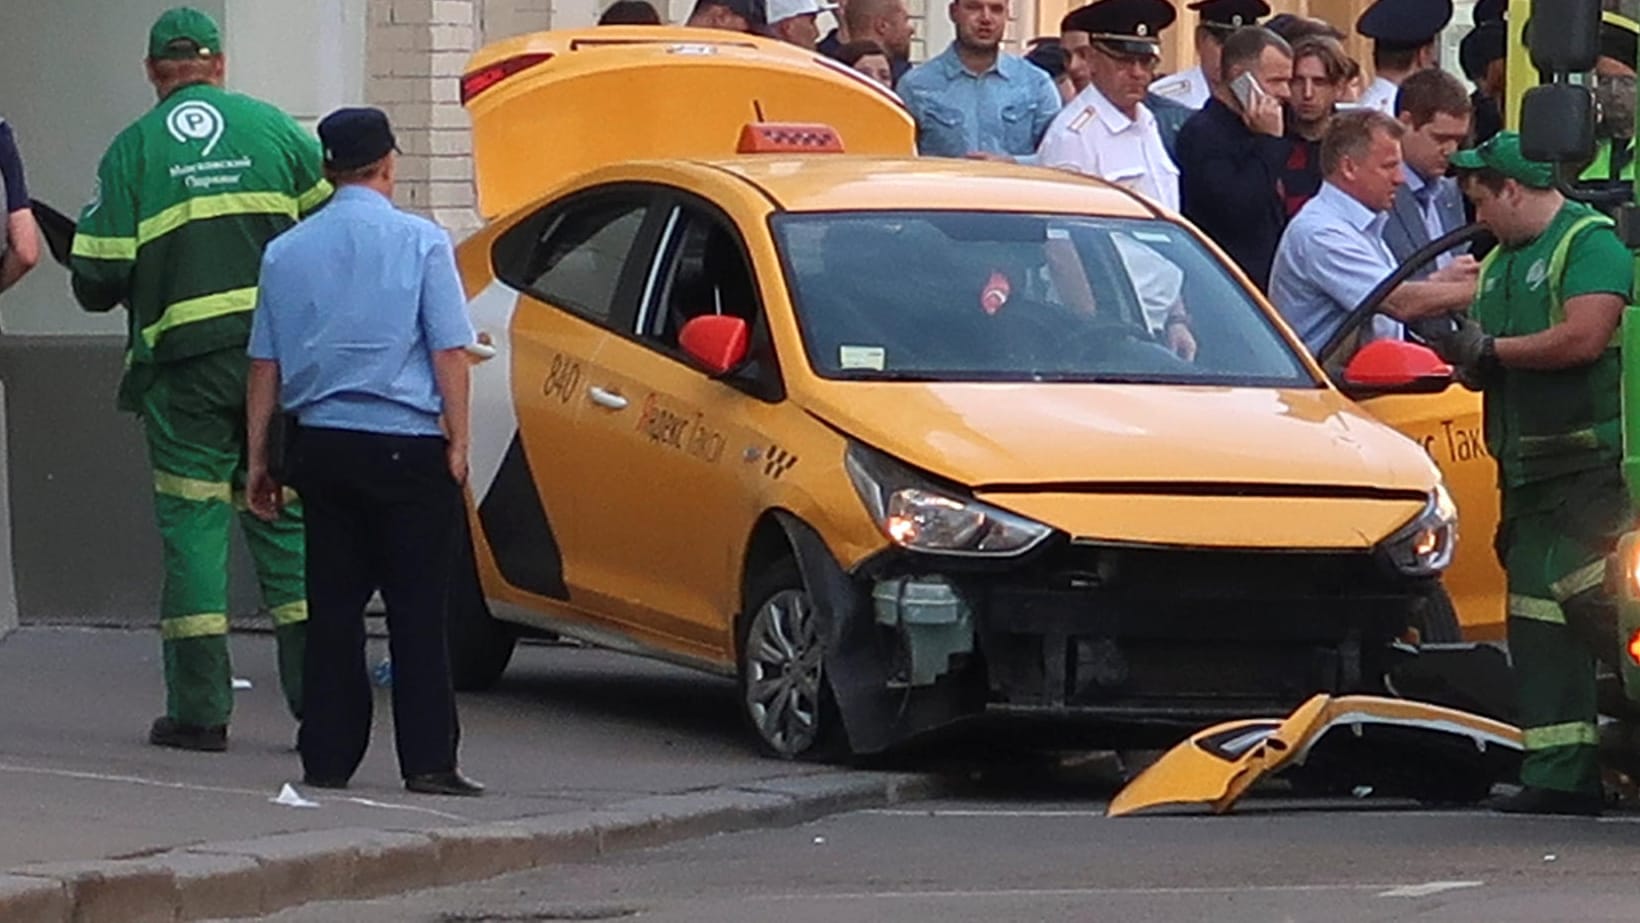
[736, 122, 845, 154]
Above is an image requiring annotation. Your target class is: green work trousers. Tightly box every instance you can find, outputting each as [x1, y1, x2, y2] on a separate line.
[139, 349, 307, 728]
[1499, 469, 1630, 796]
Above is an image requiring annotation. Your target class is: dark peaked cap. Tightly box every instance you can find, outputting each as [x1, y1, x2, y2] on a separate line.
[1188, 0, 1270, 31]
[1063, 0, 1178, 55]
[1473, 0, 1504, 23]
[1357, 0, 1454, 47]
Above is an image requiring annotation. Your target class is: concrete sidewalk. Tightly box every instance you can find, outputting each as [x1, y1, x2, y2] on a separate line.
[0, 628, 945, 922]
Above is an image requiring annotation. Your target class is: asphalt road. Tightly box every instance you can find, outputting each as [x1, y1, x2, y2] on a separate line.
[245, 787, 1640, 923]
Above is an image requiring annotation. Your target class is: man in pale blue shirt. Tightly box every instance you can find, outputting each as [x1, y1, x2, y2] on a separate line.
[1268, 108, 1473, 356]
[245, 107, 484, 798]
[898, 0, 1062, 158]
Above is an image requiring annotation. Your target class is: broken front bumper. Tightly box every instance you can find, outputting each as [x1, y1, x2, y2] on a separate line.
[864, 540, 1433, 726]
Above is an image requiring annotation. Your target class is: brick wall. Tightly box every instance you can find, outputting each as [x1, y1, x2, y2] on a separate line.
[368, 0, 483, 235]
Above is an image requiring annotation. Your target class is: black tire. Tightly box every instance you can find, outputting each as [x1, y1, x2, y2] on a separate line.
[737, 558, 847, 761]
[1419, 586, 1463, 644]
[446, 523, 517, 691]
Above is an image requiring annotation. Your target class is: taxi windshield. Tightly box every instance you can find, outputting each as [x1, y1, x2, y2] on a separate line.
[773, 211, 1317, 387]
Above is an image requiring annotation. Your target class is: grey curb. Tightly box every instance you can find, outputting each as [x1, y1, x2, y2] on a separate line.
[0, 770, 948, 922]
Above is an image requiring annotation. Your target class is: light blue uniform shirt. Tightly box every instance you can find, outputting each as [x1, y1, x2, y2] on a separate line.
[897, 44, 1062, 159]
[248, 185, 474, 437]
[1268, 181, 1405, 355]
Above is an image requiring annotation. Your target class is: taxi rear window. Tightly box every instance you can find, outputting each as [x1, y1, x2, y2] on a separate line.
[772, 211, 1317, 388]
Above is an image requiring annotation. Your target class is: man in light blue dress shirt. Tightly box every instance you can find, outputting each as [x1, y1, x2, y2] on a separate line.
[1268, 108, 1474, 356]
[898, 0, 1062, 158]
[246, 107, 484, 798]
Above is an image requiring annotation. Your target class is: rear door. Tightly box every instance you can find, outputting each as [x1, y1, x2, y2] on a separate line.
[471, 186, 669, 617]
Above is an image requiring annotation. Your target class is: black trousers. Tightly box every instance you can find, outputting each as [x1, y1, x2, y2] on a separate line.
[289, 426, 461, 781]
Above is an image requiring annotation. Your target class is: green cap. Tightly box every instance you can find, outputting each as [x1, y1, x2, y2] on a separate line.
[1448, 132, 1556, 189]
[148, 7, 222, 60]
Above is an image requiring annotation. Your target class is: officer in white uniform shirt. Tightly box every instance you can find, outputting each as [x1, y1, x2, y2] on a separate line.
[1149, 0, 1270, 110]
[1039, 0, 1181, 211]
[1354, 0, 1453, 114]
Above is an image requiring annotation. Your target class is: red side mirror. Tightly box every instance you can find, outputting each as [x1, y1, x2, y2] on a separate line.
[1342, 340, 1453, 392]
[679, 315, 750, 376]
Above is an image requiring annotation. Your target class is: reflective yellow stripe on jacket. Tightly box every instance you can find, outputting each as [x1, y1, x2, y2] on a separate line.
[136, 191, 301, 247]
[141, 287, 258, 349]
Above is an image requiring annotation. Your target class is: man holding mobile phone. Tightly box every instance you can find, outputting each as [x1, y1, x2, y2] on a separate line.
[1173, 25, 1293, 291]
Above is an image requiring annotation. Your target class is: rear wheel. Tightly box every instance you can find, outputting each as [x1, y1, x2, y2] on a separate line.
[446, 523, 517, 691]
[737, 559, 845, 760]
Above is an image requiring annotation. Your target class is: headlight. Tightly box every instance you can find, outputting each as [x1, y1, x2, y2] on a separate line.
[844, 443, 1053, 557]
[1383, 484, 1459, 577]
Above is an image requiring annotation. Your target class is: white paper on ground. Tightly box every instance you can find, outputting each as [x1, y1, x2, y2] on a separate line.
[271, 782, 320, 808]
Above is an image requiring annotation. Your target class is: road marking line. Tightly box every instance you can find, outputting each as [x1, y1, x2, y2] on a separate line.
[0, 761, 268, 797]
[750, 884, 1411, 901]
[1377, 881, 1484, 898]
[341, 796, 470, 822]
[0, 761, 471, 822]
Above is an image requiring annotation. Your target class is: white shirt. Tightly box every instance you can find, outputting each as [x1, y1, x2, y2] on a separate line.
[1149, 65, 1210, 110]
[1269, 182, 1405, 354]
[1357, 76, 1399, 114]
[1037, 84, 1180, 211]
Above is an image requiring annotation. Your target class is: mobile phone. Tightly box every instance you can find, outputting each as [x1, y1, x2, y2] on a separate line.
[1230, 72, 1261, 110]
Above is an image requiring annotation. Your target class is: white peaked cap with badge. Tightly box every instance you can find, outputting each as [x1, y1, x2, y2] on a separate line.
[767, 0, 838, 24]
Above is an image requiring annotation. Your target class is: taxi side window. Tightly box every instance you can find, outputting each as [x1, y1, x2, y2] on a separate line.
[641, 210, 759, 351]
[502, 198, 650, 325]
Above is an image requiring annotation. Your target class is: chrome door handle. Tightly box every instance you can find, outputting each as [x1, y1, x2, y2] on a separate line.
[587, 386, 629, 410]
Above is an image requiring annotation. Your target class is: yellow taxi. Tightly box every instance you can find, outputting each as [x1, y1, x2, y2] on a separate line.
[447, 27, 1483, 758]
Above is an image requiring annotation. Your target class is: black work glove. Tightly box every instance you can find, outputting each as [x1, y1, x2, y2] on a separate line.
[1424, 314, 1493, 371]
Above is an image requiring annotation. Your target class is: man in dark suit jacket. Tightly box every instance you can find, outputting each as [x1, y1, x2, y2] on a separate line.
[1382, 68, 1473, 277]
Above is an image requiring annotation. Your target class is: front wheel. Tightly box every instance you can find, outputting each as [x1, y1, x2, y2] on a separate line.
[737, 560, 846, 761]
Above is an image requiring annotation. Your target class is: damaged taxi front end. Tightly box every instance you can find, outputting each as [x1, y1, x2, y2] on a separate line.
[805, 407, 1461, 752]
[760, 201, 1465, 754]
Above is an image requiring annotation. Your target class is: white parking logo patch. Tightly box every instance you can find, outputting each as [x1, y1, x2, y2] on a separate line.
[167, 101, 226, 157]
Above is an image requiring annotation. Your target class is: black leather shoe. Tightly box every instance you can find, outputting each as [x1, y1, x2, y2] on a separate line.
[404, 770, 486, 797]
[302, 775, 349, 790]
[1487, 785, 1603, 817]
[148, 716, 227, 752]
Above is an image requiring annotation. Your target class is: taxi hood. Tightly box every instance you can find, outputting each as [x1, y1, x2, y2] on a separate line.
[462, 27, 915, 219]
[804, 382, 1435, 491]
[804, 383, 1445, 548]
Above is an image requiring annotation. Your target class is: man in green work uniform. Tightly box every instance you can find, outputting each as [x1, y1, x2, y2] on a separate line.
[1429, 132, 1634, 816]
[69, 8, 330, 751]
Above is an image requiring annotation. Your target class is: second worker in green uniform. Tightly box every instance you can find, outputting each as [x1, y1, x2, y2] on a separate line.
[1431, 132, 1635, 816]
[68, 7, 331, 750]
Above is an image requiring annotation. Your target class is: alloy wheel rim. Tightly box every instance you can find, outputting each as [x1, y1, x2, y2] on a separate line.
[744, 588, 823, 757]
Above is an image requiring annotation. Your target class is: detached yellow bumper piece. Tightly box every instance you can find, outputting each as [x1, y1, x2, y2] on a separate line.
[1107, 694, 1523, 817]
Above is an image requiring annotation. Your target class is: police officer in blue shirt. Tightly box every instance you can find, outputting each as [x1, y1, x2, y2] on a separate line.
[246, 107, 484, 798]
